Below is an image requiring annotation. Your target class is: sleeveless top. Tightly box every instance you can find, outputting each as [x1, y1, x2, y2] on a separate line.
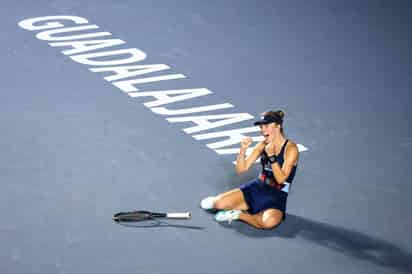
[259, 139, 297, 194]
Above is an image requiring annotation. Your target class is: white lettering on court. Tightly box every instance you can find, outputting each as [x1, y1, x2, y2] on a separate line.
[17, 15, 308, 163]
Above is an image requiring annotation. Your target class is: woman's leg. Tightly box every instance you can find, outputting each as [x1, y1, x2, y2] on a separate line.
[213, 188, 249, 211]
[238, 208, 283, 229]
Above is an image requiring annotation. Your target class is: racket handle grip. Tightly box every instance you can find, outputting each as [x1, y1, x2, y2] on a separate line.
[166, 212, 191, 219]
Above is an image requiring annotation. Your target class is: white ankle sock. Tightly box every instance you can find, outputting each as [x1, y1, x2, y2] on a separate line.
[200, 196, 216, 210]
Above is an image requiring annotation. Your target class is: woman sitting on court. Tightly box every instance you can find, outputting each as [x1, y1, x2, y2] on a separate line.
[200, 110, 299, 229]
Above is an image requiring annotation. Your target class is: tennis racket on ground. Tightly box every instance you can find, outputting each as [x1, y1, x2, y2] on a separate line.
[112, 210, 191, 222]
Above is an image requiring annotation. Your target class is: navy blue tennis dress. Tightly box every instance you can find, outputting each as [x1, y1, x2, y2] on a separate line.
[240, 140, 297, 220]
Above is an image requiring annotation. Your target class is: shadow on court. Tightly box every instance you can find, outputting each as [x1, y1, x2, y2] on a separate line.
[223, 214, 412, 274]
[115, 221, 205, 230]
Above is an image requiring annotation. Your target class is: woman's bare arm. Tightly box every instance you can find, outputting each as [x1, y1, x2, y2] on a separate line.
[236, 139, 265, 174]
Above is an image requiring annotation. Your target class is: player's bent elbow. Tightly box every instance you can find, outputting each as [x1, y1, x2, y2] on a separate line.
[275, 177, 288, 185]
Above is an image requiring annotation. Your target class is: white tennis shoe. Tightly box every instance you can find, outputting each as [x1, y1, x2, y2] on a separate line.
[214, 210, 241, 224]
[200, 196, 216, 210]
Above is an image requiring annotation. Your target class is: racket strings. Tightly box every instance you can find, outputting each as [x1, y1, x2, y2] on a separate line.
[113, 211, 153, 222]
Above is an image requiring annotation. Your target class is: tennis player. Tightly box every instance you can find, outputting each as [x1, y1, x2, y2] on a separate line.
[200, 110, 299, 229]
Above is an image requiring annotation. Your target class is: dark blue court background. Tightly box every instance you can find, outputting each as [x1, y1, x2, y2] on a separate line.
[1, 1, 411, 274]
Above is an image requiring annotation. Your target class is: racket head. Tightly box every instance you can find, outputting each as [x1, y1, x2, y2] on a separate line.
[112, 210, 166, 222]
[113, 210, 153, 222]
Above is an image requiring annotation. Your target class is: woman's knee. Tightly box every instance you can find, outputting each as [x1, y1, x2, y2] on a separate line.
[261, 210, 283, 229]
[261, 218, 280, 229]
